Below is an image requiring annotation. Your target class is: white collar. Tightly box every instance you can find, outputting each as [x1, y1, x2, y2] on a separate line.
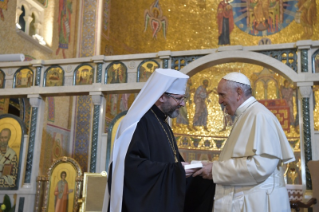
[235, 96, 256, 117]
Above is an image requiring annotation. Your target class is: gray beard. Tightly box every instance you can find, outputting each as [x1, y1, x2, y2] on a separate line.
[167, 109, 179, 118]
[162, 102, 180, 118]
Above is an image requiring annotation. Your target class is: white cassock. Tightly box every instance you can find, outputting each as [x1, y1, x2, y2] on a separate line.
[212, 97, 295, 212]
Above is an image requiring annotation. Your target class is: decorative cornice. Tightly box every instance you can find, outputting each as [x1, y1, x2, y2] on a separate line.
[90, 92, 103, 105]
[299, 86, 312, 98]
[28, 94, 42, 107]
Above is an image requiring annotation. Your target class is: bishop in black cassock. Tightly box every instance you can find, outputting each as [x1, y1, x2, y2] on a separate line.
[104, 69, 215, 212]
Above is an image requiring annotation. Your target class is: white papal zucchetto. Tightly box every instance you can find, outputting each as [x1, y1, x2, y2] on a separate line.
[222, 72, 251, 86]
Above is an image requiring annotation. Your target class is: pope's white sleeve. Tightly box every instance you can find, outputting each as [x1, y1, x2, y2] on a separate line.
[212, 155, 279, 186]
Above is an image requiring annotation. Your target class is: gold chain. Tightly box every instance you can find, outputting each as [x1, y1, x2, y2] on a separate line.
[151, 109, 178, 163]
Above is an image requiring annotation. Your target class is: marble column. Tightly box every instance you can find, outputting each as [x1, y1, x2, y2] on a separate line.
[89, 92, 105, 173]
[298, 83, 315, 194]
[20, 94, 44, 211]
[158, 51, 171, 69]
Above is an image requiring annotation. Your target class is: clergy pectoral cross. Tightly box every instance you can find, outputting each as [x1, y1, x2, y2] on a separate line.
[3, 154, 11, 164]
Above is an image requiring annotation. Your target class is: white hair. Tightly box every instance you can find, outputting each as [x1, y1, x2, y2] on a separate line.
[225, 80, 252, 97]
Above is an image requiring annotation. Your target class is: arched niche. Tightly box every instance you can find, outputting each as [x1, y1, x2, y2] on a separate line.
[13, 67, 34, 88]
[18, 5, 26, 32]
[180, 51, 298, 82]
[137, 59, 160, 82]
[105, 62, 127, 84]
[0, 69, 5, 88]
[43, 66, 65, 87]
[312, 49, 319, 73]
[73, 64, 94, 85]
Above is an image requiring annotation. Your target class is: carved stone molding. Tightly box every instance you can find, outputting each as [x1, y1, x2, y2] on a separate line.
[90, 92, 103, 105]
[299, 86, 312, 98]
[28, 94, 42, 107]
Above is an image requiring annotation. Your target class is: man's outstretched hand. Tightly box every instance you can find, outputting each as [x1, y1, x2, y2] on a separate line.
[193, 162, 213, 180]
[182, 162, 200, 178]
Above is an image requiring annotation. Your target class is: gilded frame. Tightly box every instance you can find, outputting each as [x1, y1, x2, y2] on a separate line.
[0, 69, 5, 88]
[104, 61, 127, 84]
[312, 49, 319, 73]
[41, 156, 82, 212]
[13, 67, 34, 88]
[106, 111, 127, 170]
[73, 63, 95, 85]
[136, 59, 160, 82]
[43, 65, 65, 87]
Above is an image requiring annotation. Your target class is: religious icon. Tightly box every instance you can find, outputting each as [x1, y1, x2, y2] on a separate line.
[45, 67, 64, 87]
[105, 62, 127, 84]
[144, 0, 168, 39]
[176, 78, 194, 131]
[14, 68, 33, 88]
[74, 65, 94, 85]
[217, 0, 234, 45]
[231, 0, 298, 36]
[0, 129, 17, 187]
[314, 53, 319, 73]
[297, 0, 317, 39]
[280, 80, 297, 127]
[193, 79, 213, 131]
[48, 163, 77, 212]
[0, 0, 9, 21]
[0, 70, 4, 88]
[0, 115, 25, 190]
[138, 60, 159, 82]
[56, 0, 73, 58]
[54, 171, 74, 212]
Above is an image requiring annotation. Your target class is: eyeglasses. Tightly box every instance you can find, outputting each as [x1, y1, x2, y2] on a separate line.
[165, 93, 187, 103]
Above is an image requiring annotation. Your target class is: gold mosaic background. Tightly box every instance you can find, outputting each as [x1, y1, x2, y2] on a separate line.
[101, 0, 319, 55]
[172, 63, 301, 140]
[0, 0, 79, 60]
[101, 0, 319, 145]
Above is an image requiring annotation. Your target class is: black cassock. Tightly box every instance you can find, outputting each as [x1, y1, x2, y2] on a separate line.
[108, 105, 215, 212]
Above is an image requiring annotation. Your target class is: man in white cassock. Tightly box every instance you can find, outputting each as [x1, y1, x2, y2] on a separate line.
[194, 72, 295, 212]
[102, 68, 215, 212]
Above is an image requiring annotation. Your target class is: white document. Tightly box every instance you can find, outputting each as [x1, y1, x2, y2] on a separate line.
[184, 160, 203, 170]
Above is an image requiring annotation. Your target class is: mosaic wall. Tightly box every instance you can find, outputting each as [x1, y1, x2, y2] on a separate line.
[39, 96, 73, 175]
[101, 0, 319, 55]
[0, 0, 78, 60]
[73, 96, 92, 172]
